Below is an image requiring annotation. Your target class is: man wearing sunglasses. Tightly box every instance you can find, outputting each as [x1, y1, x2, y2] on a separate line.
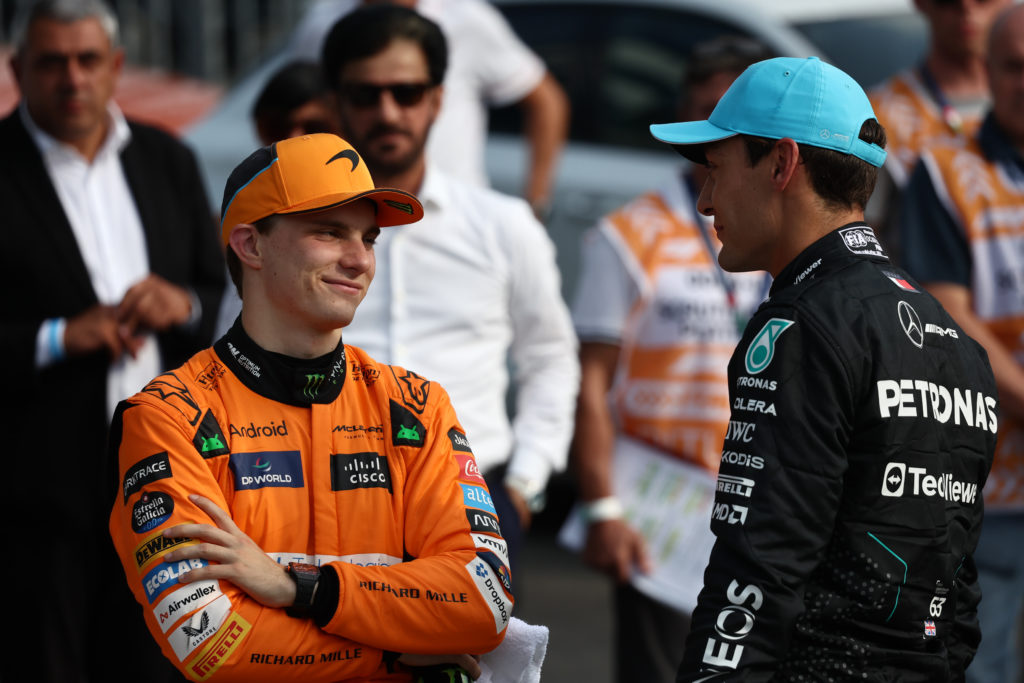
[322, 4, 579, 589]
[869, 0, 1010, 263]
[900, 6, 1024, 681]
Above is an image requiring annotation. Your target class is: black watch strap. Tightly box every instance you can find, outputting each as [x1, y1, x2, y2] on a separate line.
[285, 562, 320, 618]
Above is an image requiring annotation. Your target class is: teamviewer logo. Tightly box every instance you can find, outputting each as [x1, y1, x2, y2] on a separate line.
[882, 462, 905, 497]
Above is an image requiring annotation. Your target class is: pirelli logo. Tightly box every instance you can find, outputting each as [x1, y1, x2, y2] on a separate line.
[188, 612, 250, 680]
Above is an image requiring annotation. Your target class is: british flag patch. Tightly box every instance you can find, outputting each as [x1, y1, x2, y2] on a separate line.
[924, 620, 936, 637]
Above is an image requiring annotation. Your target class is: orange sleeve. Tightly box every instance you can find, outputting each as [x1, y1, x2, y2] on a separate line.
[108, 398, 383, 682]
[322, 384, 513, 655]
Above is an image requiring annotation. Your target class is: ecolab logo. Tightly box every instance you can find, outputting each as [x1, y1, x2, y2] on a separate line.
[876, 380, 997, 434]
[702, 581, 763, 672]
[881, 462, 978, 504]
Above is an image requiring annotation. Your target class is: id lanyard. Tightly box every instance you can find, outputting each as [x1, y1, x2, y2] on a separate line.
[685, 173, 771, 337]
[919, 64, 964, 135]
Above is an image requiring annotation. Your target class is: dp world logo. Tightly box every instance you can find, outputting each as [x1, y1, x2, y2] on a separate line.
[882, 462, 905, 497]
[744, 318, 795, 375]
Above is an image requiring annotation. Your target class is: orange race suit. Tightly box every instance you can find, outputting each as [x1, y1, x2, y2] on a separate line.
[109, 320, 512, 682]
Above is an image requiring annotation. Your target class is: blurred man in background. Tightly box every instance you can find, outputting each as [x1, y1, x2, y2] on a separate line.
[570, 37, 771, 683]
[322, 4, 579, 593]
[869, 0, 1011, 263]
[0, 0, 224, 680]
[251, 60, 340, 146]
[900, 6, 1024, 680]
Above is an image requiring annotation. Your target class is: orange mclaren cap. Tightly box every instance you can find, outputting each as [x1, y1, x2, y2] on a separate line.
[219, 133, 424, 244]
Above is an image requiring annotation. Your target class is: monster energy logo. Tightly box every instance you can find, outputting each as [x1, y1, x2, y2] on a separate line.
[304, 374, 326, 399]
[396, 425, 419, 441]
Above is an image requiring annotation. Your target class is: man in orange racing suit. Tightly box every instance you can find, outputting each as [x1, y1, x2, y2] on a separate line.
[109, 133, 512, 681]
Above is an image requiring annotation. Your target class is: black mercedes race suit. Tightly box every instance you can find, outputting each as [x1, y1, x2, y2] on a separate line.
[678, 225, 998, 682]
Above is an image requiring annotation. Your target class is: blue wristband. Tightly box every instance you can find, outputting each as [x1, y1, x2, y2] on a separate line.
[48, 318, 64, 362]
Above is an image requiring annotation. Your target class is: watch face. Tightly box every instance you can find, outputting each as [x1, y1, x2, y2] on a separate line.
[288, 562, 320, 578]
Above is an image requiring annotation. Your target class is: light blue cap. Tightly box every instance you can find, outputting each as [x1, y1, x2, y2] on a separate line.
[650, 56, 886, 167]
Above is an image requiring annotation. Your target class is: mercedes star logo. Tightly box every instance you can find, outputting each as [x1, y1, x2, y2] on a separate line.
[898, 300, 923, 348]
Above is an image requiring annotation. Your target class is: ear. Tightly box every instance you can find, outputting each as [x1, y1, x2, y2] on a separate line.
[769, 138, 801, 191]
[10, 53, 22, 89]
[111, 47, 125, 79]
[428, 83, 443, 123]
[228, 224, 263, 270]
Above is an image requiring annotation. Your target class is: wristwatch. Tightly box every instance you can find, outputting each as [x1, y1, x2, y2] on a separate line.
[285, 562, 320, 618]
[505, 474, 547, 513]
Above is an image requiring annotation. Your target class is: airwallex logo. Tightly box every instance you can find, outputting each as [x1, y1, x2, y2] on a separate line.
[230, 451, 304, 491]
[881, 462, 978, 504]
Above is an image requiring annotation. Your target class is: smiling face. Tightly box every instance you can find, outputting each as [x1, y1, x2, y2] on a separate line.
[12, 16, 122, 156]
[696, 136, 782, 274]
[255, 200, 380, 335]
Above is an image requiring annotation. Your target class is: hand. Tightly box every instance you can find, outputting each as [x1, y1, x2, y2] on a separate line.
[117, 274, 193, 336]
[582, 518, 651, 583]
[505, 487, 533, 530]
[63, 303, 124, 360]
[397, 653, 482, 680]
[161, 494, 297, 608]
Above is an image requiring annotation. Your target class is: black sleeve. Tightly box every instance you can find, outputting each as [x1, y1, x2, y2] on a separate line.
[948, 551, 981, 681]
[678, 307, 853, 680]
[898, 157, 971, 287]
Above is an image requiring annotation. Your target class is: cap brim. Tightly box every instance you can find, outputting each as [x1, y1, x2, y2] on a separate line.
[650, 120, 737, 164]
[282, 187, 424, 227]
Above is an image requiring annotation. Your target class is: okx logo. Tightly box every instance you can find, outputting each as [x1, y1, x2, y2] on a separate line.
[745, 318, 795, 375]
[303, 373, 326, 399]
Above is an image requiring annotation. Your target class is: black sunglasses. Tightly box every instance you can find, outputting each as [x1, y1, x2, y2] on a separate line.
[339, 82, 434, 108]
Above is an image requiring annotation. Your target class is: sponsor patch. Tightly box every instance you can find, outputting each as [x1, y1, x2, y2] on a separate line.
[135, 527, 194, 571]
[189, 612, 251, 681]
[898, 301, 924, 348]
[195, 361, 226, 391]
[460, 483, 497, 514]
[193, 410, 229, 459]
[717, 474, 756, 498]
[876, 379, 997, 433]
[924, 620, 936, 637]
[472, 533, 510, 567]
[330, 452, 393, 493]
[351, 362, 380, 386]
[744, 318, 794, 375]
[838, 225, 885, 258]
[711, 503, 748, 525]
[132, 491, 175, 533]
[466, 509, 502, 536]
[392, 367, 430, 414]
[464, 557, 511, 634]
[153, 580, 222, 633]
[124, 451, 172, 503]
[476, 550, 512, 594]
[390, 400, 426, 447]
[448, 428, 473, 453]
[880, 461, 977, 504]
[230, 451, 304, 491]
[332, 424, 384, 440]
[455, 452, 485, 484]
[143, 558, 208, 603]
[169, 594, 232, 661]
[229, 419, 289, 439]
[883, 270, 918, 293]
[142, 372, 201, 426]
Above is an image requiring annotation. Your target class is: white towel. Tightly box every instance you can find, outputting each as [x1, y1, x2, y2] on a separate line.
[476, 617, 549, 683]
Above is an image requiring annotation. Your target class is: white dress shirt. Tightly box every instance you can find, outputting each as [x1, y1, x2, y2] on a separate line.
[290, 0, 546, 187]
[25, 103, 160, 419]
[343, 166, 579, 485]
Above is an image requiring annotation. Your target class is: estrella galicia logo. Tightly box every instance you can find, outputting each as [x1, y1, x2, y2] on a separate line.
[303, 373, 326, 400]
[460, 483, 496, 515]
[327, 148, 360, 172]
[897, 301, 924, 349]
[192, 410, 230, 459]
[466, 509, 502, 536]
[390, 400, 426, 447]
[882, 462, 906, 497]
[132, 491, 175, 533]
[230, 451, 304, 491]
[448, 428, 473, 453]
[124, 451, 172, 503]
[475, 550, 512, 594]
[744, 318, 795, 375]
[330, 452, 393, 493]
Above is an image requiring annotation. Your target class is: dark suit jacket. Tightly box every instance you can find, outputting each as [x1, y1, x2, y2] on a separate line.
[0, 108, 226, 514]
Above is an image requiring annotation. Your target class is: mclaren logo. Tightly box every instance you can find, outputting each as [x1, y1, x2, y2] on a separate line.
[898, 301, 923, 348]
[327, 149, 360, 171]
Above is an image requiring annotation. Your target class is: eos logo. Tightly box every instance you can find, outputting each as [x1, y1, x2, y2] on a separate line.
[702, 581, 764, 671]
[882, 462, 905, 496]
[898, 301, 923, 348]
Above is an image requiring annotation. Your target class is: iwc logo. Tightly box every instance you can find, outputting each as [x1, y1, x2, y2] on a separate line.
[744, 318, 794, 375]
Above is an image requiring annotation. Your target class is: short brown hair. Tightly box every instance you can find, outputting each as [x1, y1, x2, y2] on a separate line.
[742, 119, 887, 211]
[225, 215, 277, 297]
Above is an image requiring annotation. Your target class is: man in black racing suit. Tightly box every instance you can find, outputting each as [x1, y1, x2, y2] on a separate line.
[650, 56, 998, 681]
